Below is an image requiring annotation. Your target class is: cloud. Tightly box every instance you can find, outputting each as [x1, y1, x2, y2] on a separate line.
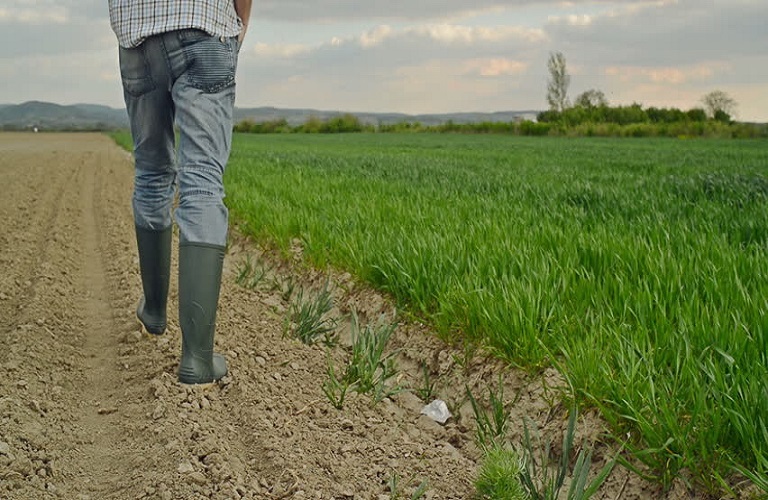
[358, 25, 393, 48]
[252, 42, 312, 59]
[0, 0, 104, 24]
[0, 19, 114, 58]
[0, 5, 69, 24]
[255, 0, 510, 22]
[468, 58, 529, 77]
[547, 14, 593, 26]
[546, 0, 768, 66]
[604, 62, 730, 85]
[416, 24, 546, 45]
[247, 57, 529, 114]
[253, 0, 652, 22]
[246, 23, 546, 63]
[0, 48, 122, 105]
[236, 18, 545, 114]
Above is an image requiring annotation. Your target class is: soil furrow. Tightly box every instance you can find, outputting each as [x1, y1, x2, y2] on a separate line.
[0, 158, 77, 348]
[57, 149, 139, 497]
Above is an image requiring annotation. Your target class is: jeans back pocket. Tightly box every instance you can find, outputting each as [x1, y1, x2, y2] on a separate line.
[180, 30, 237, 93]
[119, 46, 156, 97]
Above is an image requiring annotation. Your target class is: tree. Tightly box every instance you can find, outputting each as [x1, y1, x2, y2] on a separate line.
[574, 89, 608, 108]
[687, 108, 707, 122]
[546, 52, 571, 113]
[701, 90, 737, 120]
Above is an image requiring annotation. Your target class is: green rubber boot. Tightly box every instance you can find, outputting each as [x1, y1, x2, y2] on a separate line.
[177, 243, 228, 385]
[136, 226, 172, 335]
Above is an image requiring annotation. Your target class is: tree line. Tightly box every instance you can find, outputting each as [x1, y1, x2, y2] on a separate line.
[232, 52, 765, 138]
[542, 52, 740, 127]
[233, 114, 766, 139]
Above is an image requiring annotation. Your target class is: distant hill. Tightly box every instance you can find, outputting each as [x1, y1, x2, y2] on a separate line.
[0, 101, 129, 131]
[0, 101, 540, 131]
[234, 106, 540, 126]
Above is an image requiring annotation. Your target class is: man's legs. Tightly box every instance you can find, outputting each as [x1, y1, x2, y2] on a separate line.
[119, 38, 176, 335]
[169, 30, 239, 384]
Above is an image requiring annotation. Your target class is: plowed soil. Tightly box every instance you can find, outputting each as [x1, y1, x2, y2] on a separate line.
[0, 133, 701, 499]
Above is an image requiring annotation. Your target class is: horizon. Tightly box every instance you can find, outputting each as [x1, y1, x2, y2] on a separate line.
[1, 1, 766, 122]
[5, 100, 768, 126]
[1, 99, 541, 116]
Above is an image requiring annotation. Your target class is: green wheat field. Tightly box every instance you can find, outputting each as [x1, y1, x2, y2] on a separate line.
[115, 131, 768, 492]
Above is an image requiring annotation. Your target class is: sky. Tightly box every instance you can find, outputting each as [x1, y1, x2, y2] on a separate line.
[1, 0, 766, 121]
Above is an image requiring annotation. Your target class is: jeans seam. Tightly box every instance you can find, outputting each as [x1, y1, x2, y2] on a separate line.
[159, 35, 174, 81]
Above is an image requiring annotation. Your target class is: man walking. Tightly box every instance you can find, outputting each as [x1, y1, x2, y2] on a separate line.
[108, 0, 252, 385]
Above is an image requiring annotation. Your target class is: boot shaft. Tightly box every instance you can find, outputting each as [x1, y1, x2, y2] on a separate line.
[135, 225, 172, 334]
[178, 243, 227, 384]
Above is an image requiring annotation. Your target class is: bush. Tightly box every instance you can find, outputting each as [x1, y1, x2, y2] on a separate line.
[623, 123, 656, 138]
[714, 109, 733, 124]
[321, 114, 365, 133]
[519, 120, 551, 136]
[233, 109, 767, 139]
[687, 108, 708, 122]
[234, 119, 256, 133]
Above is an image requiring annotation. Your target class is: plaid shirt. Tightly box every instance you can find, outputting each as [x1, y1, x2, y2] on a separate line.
[109, 0, 242, 48]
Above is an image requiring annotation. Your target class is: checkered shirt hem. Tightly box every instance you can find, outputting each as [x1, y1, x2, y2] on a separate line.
[109, 0, 241, 48]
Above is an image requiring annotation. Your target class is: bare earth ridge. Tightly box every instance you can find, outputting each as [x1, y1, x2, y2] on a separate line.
[0, 133, 697, 499]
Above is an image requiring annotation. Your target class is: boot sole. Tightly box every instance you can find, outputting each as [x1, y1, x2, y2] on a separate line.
[136, 298, 166, 336]
[137, 316, 165, 337]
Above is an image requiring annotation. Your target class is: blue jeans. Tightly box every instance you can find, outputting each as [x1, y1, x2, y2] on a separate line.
[119, 29, 238, 247]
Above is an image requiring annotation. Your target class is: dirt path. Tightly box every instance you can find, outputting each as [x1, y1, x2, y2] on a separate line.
[0, 133, 686, 499]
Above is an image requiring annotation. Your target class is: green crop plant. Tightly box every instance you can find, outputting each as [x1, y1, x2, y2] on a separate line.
[109, 131, 134, 152]
[414, 361, 436, 402]
[517, 407, 617, 500]
[467, 378, 510, 451]
[345, 312, 401, 403]
[234, 254, 269, 290]
[224, 133, 768, 495]
[287, 281, 338, 346]
[321, 312, 401, 408]
[474, 446, 527, 500]
[387, 473, 429, 500]
[269, 272, 297, 302]
[234, 255, 252, 286]
[322, 354, 353, 410]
